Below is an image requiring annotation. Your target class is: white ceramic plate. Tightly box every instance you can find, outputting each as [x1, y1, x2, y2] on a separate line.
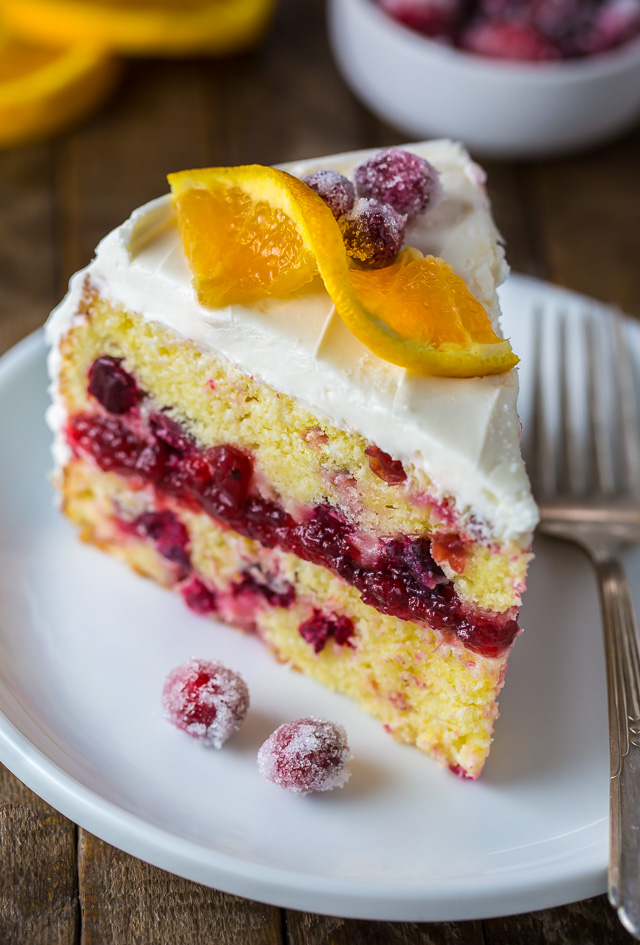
[0, 274, 635, 921]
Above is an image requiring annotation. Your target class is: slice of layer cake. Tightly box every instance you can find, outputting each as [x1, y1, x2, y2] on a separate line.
[46, 140, 538, 779]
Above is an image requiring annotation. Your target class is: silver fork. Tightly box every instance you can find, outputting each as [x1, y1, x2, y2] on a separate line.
[527, 303, 640, 938]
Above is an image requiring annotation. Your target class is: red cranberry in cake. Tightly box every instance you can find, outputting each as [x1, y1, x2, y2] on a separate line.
[204, 444, 253, 512]
[87, 356, 140, 415]
[449, 763, 473, 779]
[181, 577, 218, 615]
[431, 533, 467, 574]
[257, 718, 351, 794]
[299, 609, 355, 654]
[162, 658, 249, 747]
[339, 198, 406, 270]
[365, 444, 407, 485]
[302, 169, 355, 219]
[234, 566, 295, 608]
[149, 411, 195, 453]
[354, 147, 442, 221]
[135, 509, 191, 573]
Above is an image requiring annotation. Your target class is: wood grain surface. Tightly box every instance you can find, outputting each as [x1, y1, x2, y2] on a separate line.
[1, 0, 639, 942]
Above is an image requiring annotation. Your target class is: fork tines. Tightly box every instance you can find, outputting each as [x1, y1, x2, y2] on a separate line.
[528, 304, 640, 502]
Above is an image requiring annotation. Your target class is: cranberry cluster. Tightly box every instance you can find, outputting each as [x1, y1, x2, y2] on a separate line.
[303, 147, 440, 270]
[378, 0, 640, 60]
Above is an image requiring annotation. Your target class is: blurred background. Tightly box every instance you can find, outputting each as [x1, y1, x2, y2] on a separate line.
[0, 0, 638, 349]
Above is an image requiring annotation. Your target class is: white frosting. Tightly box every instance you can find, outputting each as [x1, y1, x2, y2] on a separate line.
[46, 140, 538, 545]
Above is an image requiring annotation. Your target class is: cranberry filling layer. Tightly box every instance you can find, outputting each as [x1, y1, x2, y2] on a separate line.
[69, 359, 521, 658]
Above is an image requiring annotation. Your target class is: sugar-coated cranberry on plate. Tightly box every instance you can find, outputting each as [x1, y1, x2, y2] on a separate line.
[302, 169, 355, 219]
[339, 197, 406, 269]
[162, 658, 249, 747]
[257, 718, 352, 794]
[354, 148, 442, 221]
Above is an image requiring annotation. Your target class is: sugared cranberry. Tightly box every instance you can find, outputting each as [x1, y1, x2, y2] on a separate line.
[378, 0, 462, 36]
[354, 148, 442, 221]
[136, 510, 191, 572]
[257, 718, 351, 794]
[302, 169, 355, 219]
[339, 198, 406, 270]
[459, 19, 561, 59]
[87, 356, 139, 415]
[529, 0, 591, 51]
[365, 444, 407, 485]
[162, 658, 249, 748]
[299, 609, 355, 654]
[181, 577, 217, 615]
[577, 0, 640, 54]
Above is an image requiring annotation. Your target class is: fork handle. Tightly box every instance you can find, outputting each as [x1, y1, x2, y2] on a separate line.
[594, 552, 640, 938]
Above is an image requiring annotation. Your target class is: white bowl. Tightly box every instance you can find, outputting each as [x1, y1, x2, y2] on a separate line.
[328, 0, 640, 158]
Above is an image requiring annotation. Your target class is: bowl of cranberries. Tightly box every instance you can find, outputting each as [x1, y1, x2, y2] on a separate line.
[328, 0, 640, 157]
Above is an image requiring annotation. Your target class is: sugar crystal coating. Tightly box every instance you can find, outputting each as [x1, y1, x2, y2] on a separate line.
[257, 718, 351, 794]
[162, 658, 249, 747]
[354, 148, 441, 221]
[379, 0, 462, 37]
[302, 169, 355, 219]
[378, 0, 640, 58]
[339, 198, 406, 270]
[459, 18, 561, 59]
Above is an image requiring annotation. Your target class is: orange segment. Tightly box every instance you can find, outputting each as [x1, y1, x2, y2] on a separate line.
[0, 26, 117, 149]
[169, 167, 322, 306]
[346, 252, 518, 376]
[0, 0, 276, 56]
[168, 165, 518, 378]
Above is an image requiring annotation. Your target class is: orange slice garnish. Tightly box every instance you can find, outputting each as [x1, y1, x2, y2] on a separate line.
[0, 26, 117, 149]
[346, 251, 517, 376]
[168, 166, 323, 306]
[0, 0, 276, 56]
[168, 165, 518, 378]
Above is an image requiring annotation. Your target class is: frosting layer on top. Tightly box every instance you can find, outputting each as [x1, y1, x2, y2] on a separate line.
[46, 139, 538, 545]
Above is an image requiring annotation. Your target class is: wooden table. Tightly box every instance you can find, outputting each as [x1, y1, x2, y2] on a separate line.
[1, 1, 639, 941]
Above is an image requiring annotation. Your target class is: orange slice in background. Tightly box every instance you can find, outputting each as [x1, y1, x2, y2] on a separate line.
[168, 165, 519, 378]
[0, 0, 276, 56]
[0, 26, 118, 149]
